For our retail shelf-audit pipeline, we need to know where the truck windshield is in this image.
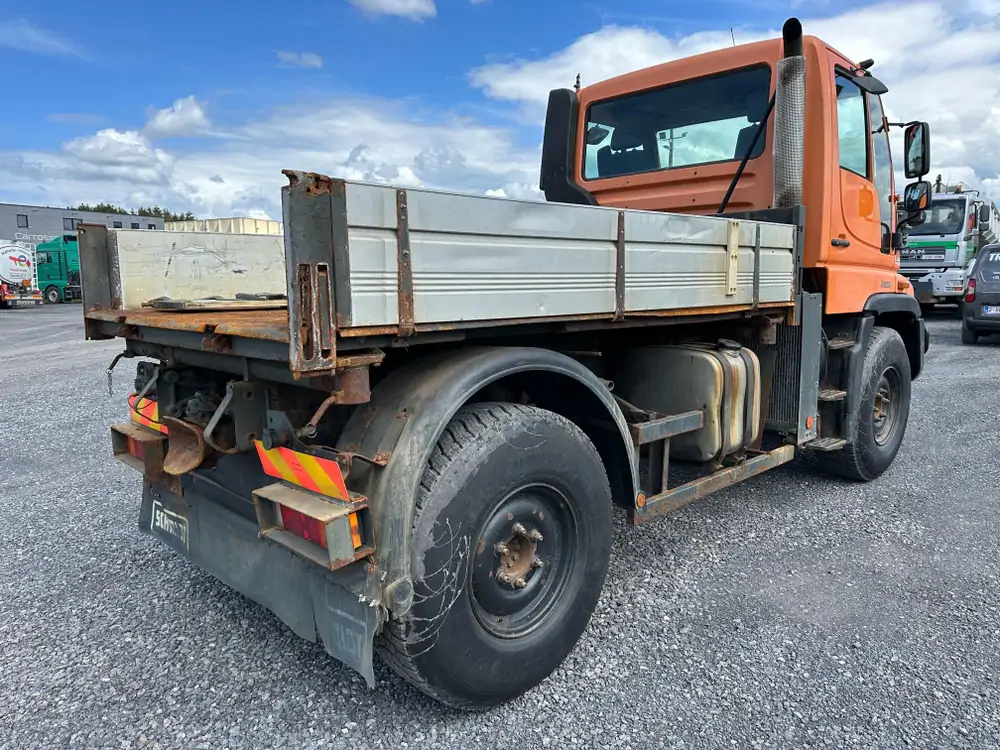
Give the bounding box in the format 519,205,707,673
909,198,966,236
582,65,772,180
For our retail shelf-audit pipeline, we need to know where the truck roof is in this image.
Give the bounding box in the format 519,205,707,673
579,35,849,102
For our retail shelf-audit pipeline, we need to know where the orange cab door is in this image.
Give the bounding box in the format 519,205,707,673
826,67,898,313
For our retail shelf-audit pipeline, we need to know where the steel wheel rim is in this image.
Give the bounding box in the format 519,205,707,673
469,482,579,639
872,366,901,446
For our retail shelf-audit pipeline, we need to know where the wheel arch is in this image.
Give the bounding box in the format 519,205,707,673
335,345,638,616
863,293,926,380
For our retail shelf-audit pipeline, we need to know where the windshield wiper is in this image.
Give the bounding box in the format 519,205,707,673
717,93,776,214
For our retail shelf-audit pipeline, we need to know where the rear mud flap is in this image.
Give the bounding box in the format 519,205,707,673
138,481,380,686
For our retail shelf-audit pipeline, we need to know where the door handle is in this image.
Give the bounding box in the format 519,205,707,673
831,238,851,248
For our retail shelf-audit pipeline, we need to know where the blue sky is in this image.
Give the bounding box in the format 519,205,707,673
1,0,999,218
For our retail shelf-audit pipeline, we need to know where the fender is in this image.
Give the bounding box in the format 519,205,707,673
335,345,638,616
863,292,926,381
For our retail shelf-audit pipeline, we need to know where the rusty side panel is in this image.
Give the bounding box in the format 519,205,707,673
85,308,290,342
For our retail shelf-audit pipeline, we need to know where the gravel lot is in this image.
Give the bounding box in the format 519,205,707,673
2,305,999,750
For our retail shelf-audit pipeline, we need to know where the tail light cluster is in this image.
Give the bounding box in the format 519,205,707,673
966,278,977,303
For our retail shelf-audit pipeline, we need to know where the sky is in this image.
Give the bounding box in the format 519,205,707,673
1,0,999,220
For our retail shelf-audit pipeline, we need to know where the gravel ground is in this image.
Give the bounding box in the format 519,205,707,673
2,305,999,750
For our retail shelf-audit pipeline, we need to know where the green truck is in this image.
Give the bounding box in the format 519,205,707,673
35,235,82,304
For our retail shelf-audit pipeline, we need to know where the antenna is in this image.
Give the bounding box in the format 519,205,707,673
574,73,581,92
730,28,736,47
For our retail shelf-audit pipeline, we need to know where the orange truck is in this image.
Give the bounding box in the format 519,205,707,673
81,18,932,708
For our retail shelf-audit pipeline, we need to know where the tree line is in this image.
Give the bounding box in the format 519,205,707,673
71,203,196,222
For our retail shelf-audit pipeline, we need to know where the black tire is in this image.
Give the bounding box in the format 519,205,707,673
44,286,61,304
961,324,979,345
377,402,612,709
818,326,911,482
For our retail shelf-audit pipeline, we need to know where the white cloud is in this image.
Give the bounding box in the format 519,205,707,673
276,50,323,68
0,97,538,219
144,96,211,139
0,18,87,59
349,0,436,21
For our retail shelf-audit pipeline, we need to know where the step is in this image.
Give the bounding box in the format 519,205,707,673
827,337,855,350
804,437,847,452
818,389,847,402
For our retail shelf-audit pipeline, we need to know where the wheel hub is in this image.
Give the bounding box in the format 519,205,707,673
494,523,544,590
872,367,901,446
470,484,574,638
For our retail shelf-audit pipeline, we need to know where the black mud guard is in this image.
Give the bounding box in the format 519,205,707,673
335,346,638,617
863,292,927,381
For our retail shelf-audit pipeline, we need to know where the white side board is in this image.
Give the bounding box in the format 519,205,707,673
110,229,286,309
338,182,797,329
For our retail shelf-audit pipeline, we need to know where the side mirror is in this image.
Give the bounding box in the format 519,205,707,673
980,204,991,224
903,180,931,212
903,121,931,178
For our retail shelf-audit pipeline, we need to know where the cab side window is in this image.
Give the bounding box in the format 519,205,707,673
835,73,869,178
868,94,894,230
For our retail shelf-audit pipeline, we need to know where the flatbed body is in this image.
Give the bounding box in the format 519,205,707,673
81,178,799,368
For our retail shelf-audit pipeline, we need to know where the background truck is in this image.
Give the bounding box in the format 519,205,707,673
80,18,932,709
900,178,1000,311
35,234,82,304
0,239,42,308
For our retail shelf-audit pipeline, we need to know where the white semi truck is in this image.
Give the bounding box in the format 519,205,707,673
0,239,42,308
900,180,1000,311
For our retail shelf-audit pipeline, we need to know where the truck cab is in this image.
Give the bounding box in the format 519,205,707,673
36,235,82,304
540,24,932,325
900,183,1000,311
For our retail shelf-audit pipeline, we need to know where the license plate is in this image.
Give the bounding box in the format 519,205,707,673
922,254,944,261
983,306,1000,315
151,500,189,550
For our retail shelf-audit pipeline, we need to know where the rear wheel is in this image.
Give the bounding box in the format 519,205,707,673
818,326,911,482
378,402,612,709
44,286,61,304
961,323,979,345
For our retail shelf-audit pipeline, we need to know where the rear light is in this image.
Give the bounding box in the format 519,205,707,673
966,278,976,303
276,504,329,548
127,436,146,460
253,482,373,570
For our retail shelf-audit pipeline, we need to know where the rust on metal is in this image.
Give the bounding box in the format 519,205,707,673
304,366,372,431
110,421,182,496
336,350,385,369
282,169,336,195
628,410,703,446
86,308,290,342
396,189,415,337
160,417,210,476
629,444,795,525
201,327,234,353
614,210,626,320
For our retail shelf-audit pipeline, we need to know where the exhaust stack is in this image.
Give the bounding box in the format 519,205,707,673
773,18,805,208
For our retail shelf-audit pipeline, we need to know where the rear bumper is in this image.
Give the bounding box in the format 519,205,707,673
964,315,1000,332
139,466,382,686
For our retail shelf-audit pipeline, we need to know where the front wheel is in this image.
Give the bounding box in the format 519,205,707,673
818,326,912,482
378,402,612,709
44,286,61,304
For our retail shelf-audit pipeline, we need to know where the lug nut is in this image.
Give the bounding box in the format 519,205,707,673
512,522,527,536
497,570,511,584
495,543,509,556
531,557,544,569
514,577,527,589
528,529,543,542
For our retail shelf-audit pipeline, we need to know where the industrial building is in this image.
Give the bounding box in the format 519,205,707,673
0,202,164,252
